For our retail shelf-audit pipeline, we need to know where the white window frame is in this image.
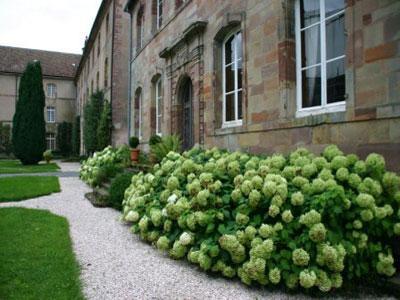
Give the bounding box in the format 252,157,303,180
155,78,162,136
47,83,57,98
295,0,346,118
46,133,56,151
47,106,55,123
157,0,163,30
222,29,243,128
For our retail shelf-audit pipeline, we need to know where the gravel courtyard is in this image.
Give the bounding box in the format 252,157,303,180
0,162,395,300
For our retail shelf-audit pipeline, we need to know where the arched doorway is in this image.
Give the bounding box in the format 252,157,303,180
178,76,194,150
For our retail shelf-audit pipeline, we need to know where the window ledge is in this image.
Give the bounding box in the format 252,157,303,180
221,120,243,129
296,102,346,118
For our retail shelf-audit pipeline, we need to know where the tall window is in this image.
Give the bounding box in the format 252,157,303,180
46,133,56,150
157,0,163,29
104,58,109,88
155,78,162,136
134,89,142,139
96,72,100,90
222,30,243,127
47,83,57,98
295,0,346,117
137,6,145,51
47,106,55,123
97,34,101,57
106,13,110,35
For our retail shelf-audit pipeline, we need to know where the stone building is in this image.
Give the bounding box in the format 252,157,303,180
125,0,400,171
0,45,80,151
75,0,130,152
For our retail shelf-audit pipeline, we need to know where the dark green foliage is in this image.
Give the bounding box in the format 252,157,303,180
108,172,134,210
0,122,12,156
12,61,46,165
150,135,182,163
83,91,104,155
129,136,139,148
57,122,72,157
97,100,112,150
149,135,162,146
72,116,80,156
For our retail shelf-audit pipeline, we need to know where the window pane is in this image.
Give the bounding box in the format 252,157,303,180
302,66,321,108
225,65,235,93
326,13,345,60
235,32,242,60
225,93,235,122
301,25,320,67
327,58,345,103
325,0,345,18
224,35,235,65
238,60,243,89
238,91,242,120
300,0,320,28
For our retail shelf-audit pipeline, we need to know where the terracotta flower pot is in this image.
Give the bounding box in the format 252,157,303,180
130,149,140,163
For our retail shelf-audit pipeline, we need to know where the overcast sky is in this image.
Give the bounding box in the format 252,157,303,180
0,0,103,54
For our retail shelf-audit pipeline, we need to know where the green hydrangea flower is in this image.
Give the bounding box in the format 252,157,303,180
167,176,180,191
125,210,140,222
291,191,304,206
336,167,349,182
394,223,400,235
282,210,294,223
376,252,396,277
236,212,249,225
268,204,280,218
299,210,321,228
156,236,170,250
259,224,274,238
292,248,310,266
323,145,343,161
249,189,261,208
219,234,246,263
269,267,281,284
365,153,386,179
309,223,327,243
299,269,317,289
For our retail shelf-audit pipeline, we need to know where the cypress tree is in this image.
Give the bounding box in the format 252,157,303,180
12,61,46,165
97,100,112,150
57,121,72,157
83,91,104,154
72,116,81,156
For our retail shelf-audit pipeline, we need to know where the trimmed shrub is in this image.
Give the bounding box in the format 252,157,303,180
43,150,53,163
0,122,12,156
129,136,139,149
122,146,400,292
57,122,72,157
97,101,112,150
12,61,46,165
108,172,135,210
83,91,104,155
149,135,162,146
72,116,80,156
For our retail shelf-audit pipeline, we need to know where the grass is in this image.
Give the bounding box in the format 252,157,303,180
0,160,60,174
0,207,84,300
0,176,60,202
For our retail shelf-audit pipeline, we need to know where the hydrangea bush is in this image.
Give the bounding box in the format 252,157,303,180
122,145,400,292
80,145,130,187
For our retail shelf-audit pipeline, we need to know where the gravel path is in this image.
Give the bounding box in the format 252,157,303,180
0,163,395,300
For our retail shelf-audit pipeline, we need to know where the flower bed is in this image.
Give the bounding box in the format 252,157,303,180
122,145,400,292
79,146,130,187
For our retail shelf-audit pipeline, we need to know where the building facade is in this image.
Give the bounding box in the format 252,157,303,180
125,0,400,171
75,0,130,152
0,46,80,151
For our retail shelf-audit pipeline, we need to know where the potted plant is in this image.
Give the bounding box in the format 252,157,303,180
129,136,140,162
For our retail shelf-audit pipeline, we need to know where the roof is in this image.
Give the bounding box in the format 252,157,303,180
75,0,112,81
0,45,81,79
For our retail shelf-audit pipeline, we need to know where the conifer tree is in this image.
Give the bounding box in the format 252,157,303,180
97,100,112,150
12,61,46,165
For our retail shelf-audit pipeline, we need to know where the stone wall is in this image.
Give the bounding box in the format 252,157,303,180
127,0,400,170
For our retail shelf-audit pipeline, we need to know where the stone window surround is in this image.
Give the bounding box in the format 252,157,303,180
47,83,57,98
46,106,56,123
212,12,247,134
212,2,358,138
294,0,346,118
131,0,193,61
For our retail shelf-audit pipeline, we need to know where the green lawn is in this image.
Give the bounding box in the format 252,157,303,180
0,176,61,202
0,160,59,174
0,207,84,300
